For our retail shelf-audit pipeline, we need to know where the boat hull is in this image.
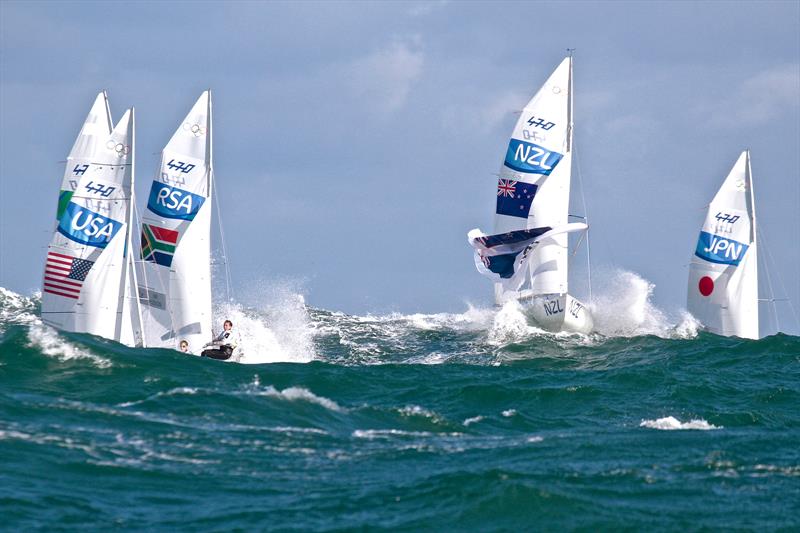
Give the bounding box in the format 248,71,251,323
524,293,593,334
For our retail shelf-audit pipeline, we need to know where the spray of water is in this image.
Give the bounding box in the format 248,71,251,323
214,280,316,364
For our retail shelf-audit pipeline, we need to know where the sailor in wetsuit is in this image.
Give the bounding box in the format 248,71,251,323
201,319,237,360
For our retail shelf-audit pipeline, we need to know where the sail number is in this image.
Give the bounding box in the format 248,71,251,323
526,116,555,130
167,159,196,174
73,164,89,176
83,180,116,198
715,212,740,224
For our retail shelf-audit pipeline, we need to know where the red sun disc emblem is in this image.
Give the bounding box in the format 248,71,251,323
698,276,714,296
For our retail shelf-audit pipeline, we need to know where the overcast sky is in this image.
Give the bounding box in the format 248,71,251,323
1,0,798,331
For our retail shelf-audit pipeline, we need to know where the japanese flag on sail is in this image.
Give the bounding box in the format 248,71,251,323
43,251,94,299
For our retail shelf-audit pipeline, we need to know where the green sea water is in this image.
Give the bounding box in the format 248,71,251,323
1,285,798,531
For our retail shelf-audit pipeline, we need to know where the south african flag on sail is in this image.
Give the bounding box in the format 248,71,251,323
141,224,179,267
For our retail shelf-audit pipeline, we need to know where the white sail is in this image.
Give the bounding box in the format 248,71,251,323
137,91,213,353
55,91,113,221
493,57,573,302
41,109,138,342
687,150,759,339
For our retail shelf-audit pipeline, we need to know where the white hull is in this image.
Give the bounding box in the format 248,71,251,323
524,293,593,334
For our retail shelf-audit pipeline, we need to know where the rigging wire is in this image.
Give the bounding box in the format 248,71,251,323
212,176,233,302
758,225,800,334
572,140,593,304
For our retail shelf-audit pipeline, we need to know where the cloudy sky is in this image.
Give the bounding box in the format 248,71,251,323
1,1,798,330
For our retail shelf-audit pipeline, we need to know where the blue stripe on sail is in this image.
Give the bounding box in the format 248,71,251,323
56,202,123,248
503,139,563,175
147,182,205,221
694,231,749,266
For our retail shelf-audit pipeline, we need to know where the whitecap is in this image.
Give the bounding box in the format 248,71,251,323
250,385,344,412
26,322,112,369
463,415,484,426
640,416,721,430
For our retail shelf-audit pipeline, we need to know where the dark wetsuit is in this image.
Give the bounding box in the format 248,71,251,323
201,329,236,360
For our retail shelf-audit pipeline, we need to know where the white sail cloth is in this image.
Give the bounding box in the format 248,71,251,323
492,57,574,302
687,150,759,339
137,92,213,353
41,107,141,343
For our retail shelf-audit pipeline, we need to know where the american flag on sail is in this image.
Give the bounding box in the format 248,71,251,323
43,252,94,299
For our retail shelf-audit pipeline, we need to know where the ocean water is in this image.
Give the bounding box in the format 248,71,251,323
1,274,798,531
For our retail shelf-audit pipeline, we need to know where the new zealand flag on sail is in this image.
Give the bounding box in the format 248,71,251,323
481,252,521,279
496,179,537,218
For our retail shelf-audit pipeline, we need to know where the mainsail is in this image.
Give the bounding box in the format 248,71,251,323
137,91,213,353
41,107,142,344
492,56,574,303
687,150,759,339
55,92,113,221
467,55,593,334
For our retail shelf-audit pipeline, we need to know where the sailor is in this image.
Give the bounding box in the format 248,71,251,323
201,319,238,360
179,339,190,353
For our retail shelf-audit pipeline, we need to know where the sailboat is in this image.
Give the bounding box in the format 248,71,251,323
467,54,593,334
136,91,214,354
687,150,759,339
41,93,144,345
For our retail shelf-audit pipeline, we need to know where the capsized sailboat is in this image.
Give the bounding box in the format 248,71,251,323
136,91,214,354
687,150,758,339
41,98,144,346
467,54,593,334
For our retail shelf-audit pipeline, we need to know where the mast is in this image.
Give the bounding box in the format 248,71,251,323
566,50,574,154
127,109,145,346
115,108,145,346
102,90,113,133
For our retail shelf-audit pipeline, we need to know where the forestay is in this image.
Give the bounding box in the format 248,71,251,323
492,57,573,303
687,150,759,339
137,91,213,353
42,108,142,344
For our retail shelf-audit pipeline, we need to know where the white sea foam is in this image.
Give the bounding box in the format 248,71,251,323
487,300,540,345
398,405,441,421
26,321,113,369
352,429,463,439
640,416,721,431
250,385,344,412
591,269,699,339
463,415,484,426
0,287,39,328
1,288,112,368
215,281,316,364
117,387,200,407
501,409,517,417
